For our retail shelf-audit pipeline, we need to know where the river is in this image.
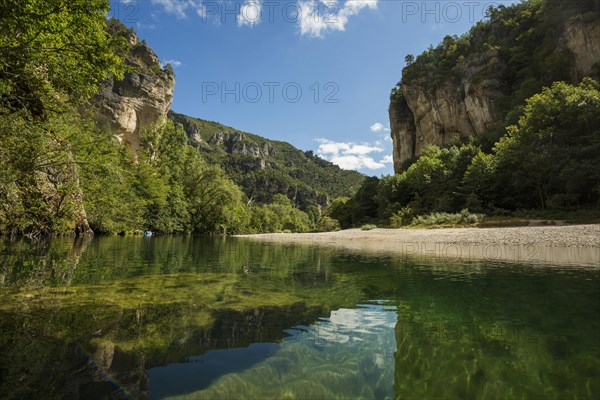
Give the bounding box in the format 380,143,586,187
0,236,598,399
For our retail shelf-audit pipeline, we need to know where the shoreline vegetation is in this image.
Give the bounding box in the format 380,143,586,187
1,1,598,239
237,224,600,267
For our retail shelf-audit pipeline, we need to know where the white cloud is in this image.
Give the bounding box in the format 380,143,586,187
161,59,182,67
150,0,203,19
316,138,391,171
196,3,207,17
370,122,390,133
381,155,393,164
345,143,384,156
316,139,383,156
238,0,262,26
298,0,378,38
331,155,386,170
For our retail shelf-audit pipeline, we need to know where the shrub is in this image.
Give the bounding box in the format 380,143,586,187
411,209,484,227
390,206,415,228
360,224,377,231
318,216,341,232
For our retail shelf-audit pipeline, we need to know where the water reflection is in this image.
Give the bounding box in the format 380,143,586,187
148,304,399,399
149,343,279,399
0,236,598,399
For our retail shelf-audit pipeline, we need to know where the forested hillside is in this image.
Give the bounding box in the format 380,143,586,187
331,0,600,228
389,0,600,170
0,1,361,237
169,112,364,210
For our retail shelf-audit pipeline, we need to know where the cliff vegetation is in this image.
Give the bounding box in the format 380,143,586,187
331,0,600,228
0,1,363,237
390,0,600,169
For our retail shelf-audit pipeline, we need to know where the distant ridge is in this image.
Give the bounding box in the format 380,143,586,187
169,111,365,209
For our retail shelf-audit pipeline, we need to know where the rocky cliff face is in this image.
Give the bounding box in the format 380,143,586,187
563,13,600,80
169,111,278,170
168,111,365,208
389,50,503,172
211,131,277,160
91,28,175,152
390,11,600,173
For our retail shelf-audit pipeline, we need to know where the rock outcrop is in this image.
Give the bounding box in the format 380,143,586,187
169,111,278,170
168,111,365,209
389,50,503,172
390,10,600,173
210,131,277,160
563,13,600,80
91,26,175,152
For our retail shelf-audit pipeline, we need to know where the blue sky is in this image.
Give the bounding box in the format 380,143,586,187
110,0,518,176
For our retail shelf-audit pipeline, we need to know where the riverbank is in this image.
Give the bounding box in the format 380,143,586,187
236,225,600,267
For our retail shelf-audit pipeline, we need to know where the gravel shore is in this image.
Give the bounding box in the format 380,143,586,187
236,225,600,266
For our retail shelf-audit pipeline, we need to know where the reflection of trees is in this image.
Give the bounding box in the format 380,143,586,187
0,236,90,286
0,302,333,399
6,237,598,399
0,237,368,399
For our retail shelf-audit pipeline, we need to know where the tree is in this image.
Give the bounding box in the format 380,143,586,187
0,0,127,236
0,111,95,236
183,149,249,234
0,0,126,116
73,123,146,234
492,79,600,209
328,197,352,229
461,150,495,212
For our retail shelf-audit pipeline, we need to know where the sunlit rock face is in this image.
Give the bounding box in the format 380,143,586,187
389,51,503,173
91,27,175,153
389,12,600,173
563,13,600,80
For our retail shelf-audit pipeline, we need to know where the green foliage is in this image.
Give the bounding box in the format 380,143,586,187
183,150,249,234
329,177,380,228
381,145,480,216
360,224,377,231
0,111,89,237
380,78,600,223
169,112,365,211
490,79,600,209
0,109,317,236
390,207,415,228
410,209,483,227
0,0,126,115
82,119,320,235
248,201,311,234
318,216,340,232
0,3,345,237
73,122,147,234
346,80,600,226
0,1,130,236
382,0,600,223
327,197,351,228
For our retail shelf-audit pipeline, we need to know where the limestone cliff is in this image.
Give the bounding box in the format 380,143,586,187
563,13,600,80
91,23,175,152
390,4,600,173
168,111,365,208
390,50,503,172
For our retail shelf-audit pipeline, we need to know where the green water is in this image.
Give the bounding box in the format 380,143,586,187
0,236,598,400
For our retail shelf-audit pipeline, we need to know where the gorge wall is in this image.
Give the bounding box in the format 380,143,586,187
389,5,600,173
90,22,175,152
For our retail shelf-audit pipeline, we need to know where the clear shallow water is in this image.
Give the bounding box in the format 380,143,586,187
0,236,598,399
